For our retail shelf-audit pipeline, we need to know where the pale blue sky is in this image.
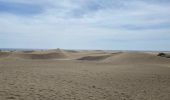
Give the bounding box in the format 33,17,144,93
0,0,170,50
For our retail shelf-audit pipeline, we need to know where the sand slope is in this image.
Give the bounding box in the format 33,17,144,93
0,51,170,100
78,55,111,61
103,52,170,64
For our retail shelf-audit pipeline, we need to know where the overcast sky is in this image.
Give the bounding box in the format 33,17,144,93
0,0,170,50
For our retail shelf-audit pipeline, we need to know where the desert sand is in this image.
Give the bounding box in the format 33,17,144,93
0,49,170,100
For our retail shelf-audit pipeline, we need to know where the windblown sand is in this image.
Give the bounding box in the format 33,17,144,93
0,50,170,100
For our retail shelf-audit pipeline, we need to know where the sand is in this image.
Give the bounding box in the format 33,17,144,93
0,50,170,100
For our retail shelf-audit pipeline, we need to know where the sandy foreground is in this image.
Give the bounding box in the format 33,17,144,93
0,50,170,100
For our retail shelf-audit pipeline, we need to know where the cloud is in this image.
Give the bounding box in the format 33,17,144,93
0,0,170,50
0,1,44,15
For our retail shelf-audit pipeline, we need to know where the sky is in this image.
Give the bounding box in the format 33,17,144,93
0,0,170,50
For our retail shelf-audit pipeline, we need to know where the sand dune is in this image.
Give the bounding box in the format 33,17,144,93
15,52,67,59
103,52,170,64
77,52,170,64
0,50,170,100
0,52,11,58
0,49,67,60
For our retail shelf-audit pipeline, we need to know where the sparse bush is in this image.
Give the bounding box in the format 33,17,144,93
157,53,166,57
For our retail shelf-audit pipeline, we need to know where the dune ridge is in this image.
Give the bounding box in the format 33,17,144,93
0,49,68,60
1,51,170,63
15,52,67,59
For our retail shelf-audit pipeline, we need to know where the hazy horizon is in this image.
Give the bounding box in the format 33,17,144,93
0,0,170,51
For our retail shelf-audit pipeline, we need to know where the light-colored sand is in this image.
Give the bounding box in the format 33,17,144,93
0,51,170,100
0,49,67,60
